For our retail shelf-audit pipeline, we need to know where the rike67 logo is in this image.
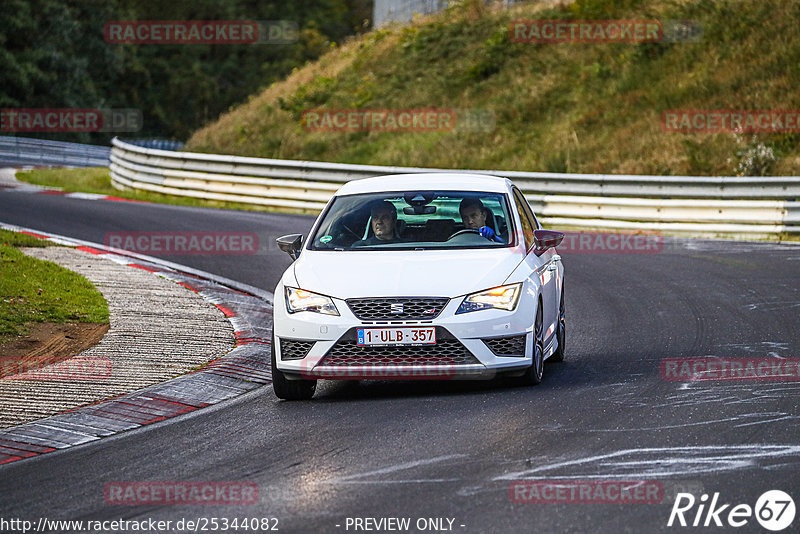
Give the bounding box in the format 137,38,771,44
668,490,795,531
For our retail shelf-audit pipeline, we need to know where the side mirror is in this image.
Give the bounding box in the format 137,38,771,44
533,229,564,256
276,234,303,260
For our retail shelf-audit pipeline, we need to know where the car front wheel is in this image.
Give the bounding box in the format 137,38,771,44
550,284,565,362
517,302,544,386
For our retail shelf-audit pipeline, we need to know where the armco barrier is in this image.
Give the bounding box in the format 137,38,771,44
0,136,110,168
124,139,184,151
109,138,800,238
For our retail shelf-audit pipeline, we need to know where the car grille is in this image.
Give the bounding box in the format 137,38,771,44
482,335,526,357
279,339,315,360
346,297,449,321
318,328,480,366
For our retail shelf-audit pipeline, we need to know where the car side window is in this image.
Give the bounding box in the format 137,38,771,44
528,202,541,229
512,189,535,251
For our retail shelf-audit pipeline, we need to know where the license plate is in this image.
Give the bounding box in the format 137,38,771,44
357,327,436,346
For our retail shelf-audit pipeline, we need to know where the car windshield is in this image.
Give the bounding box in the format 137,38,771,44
309,191,515,251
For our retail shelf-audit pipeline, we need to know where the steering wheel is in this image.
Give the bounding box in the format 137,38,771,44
447,228,481,240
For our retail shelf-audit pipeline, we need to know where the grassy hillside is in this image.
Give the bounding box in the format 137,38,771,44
186,0,800,176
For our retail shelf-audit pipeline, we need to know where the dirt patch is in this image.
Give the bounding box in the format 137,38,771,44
0,322,109,378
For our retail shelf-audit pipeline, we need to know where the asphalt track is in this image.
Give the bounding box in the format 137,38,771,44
1,189,799,533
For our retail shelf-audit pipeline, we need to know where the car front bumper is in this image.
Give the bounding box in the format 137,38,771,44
273,283,537,381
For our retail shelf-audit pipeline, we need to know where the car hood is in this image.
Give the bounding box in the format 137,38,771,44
292,249,523,298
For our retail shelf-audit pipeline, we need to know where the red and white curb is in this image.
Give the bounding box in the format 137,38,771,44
0,223,273,466
0,168,149,203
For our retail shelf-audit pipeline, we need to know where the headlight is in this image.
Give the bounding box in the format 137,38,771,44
456,283,522,314
285,287,339,316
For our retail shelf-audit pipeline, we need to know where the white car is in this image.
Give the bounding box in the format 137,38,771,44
272,173,565,400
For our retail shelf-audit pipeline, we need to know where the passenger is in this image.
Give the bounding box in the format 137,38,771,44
459,198,502,242
352,201,403,246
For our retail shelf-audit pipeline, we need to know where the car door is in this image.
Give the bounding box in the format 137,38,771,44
512,187,558,347
528,195,562,337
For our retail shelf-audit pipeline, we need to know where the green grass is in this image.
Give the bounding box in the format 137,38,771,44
16,168,308,214
0,229,109,344
0,229,56,248
18,167,116,194
185,0,800,176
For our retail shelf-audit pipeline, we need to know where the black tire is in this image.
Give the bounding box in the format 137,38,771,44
271,332,317,400
517,301,544,386
550,284,565,362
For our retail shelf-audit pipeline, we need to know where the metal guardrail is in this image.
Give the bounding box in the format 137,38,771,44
124,139,184,151
109,138,800,237
374,0,448,28
0,136,110,168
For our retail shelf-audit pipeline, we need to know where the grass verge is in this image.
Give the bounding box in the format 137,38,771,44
0,229,109,344
15,167,311,214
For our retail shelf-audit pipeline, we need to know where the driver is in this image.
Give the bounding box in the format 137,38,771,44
352,200,403,246
459,198,503,242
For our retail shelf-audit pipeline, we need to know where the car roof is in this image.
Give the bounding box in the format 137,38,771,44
335,173,513,196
